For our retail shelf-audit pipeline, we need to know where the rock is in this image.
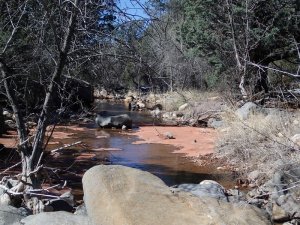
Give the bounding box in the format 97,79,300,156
227,189,246,203
207,118,224,128
248,170,261,183
276,194,300,219
282,222,294,225
0,205,26,225
94,88,110,99
176,180,228,201
164,132,174,139
235,102,257,120
95,112,132,129
0,185,6,196
0,193,11,206
150,108,161,118
21,211,90,225
162,112,172,119
272,203,290,223
74,204,87,216
136,101,146,109
5,179,19,189
60,191,75,206
83,165,271,225
178,103,189,111
124,96,134,102
99,89,108,98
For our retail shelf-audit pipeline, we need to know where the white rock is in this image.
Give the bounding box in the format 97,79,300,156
178,103,189,111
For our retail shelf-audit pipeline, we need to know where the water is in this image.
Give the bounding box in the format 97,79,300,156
47,100,234,199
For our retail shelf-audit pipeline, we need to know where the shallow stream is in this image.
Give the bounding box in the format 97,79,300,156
47,100,234,199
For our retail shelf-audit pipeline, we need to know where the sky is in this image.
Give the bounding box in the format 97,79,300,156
117,0,149,20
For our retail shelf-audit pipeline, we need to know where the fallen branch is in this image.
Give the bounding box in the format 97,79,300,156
0,183,62,199
50,141,82,153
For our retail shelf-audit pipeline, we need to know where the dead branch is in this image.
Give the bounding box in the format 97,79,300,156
247,61,300,78
0,162,22,176
50,141,83,154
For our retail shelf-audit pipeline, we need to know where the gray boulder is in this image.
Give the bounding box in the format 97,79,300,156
74,204,87,216
95,112,132,129
235,102,258,120
21,211,90,225
207,118,224,128
175,180,228,201
0,205,26,225
82,165,271,225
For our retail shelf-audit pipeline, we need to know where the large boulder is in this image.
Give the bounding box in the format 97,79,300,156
0,205,26,225
95,112,132,129
21,211,90,225
83,165,271,225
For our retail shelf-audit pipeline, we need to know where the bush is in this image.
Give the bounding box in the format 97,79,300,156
217,107,300,177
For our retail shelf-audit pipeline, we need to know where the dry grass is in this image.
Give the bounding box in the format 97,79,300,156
158,90,220,112
217,107,300,178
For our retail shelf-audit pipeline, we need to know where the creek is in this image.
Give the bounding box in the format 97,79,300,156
47,100,235,200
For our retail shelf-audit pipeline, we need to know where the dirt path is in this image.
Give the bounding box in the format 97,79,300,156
129,126,217,157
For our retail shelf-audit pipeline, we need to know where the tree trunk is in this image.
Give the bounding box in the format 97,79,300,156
0,0,78,192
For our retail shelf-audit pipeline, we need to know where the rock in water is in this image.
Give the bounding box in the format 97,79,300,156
82,165,271,225
95,112,132,129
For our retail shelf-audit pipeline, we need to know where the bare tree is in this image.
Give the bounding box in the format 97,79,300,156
0,0,114,195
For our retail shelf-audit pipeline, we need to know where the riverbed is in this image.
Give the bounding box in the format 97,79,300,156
0,100,235,201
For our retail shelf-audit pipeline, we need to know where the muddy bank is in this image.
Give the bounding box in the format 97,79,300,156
128,126,216,157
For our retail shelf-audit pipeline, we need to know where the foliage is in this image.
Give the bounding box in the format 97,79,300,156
179,0,300,92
